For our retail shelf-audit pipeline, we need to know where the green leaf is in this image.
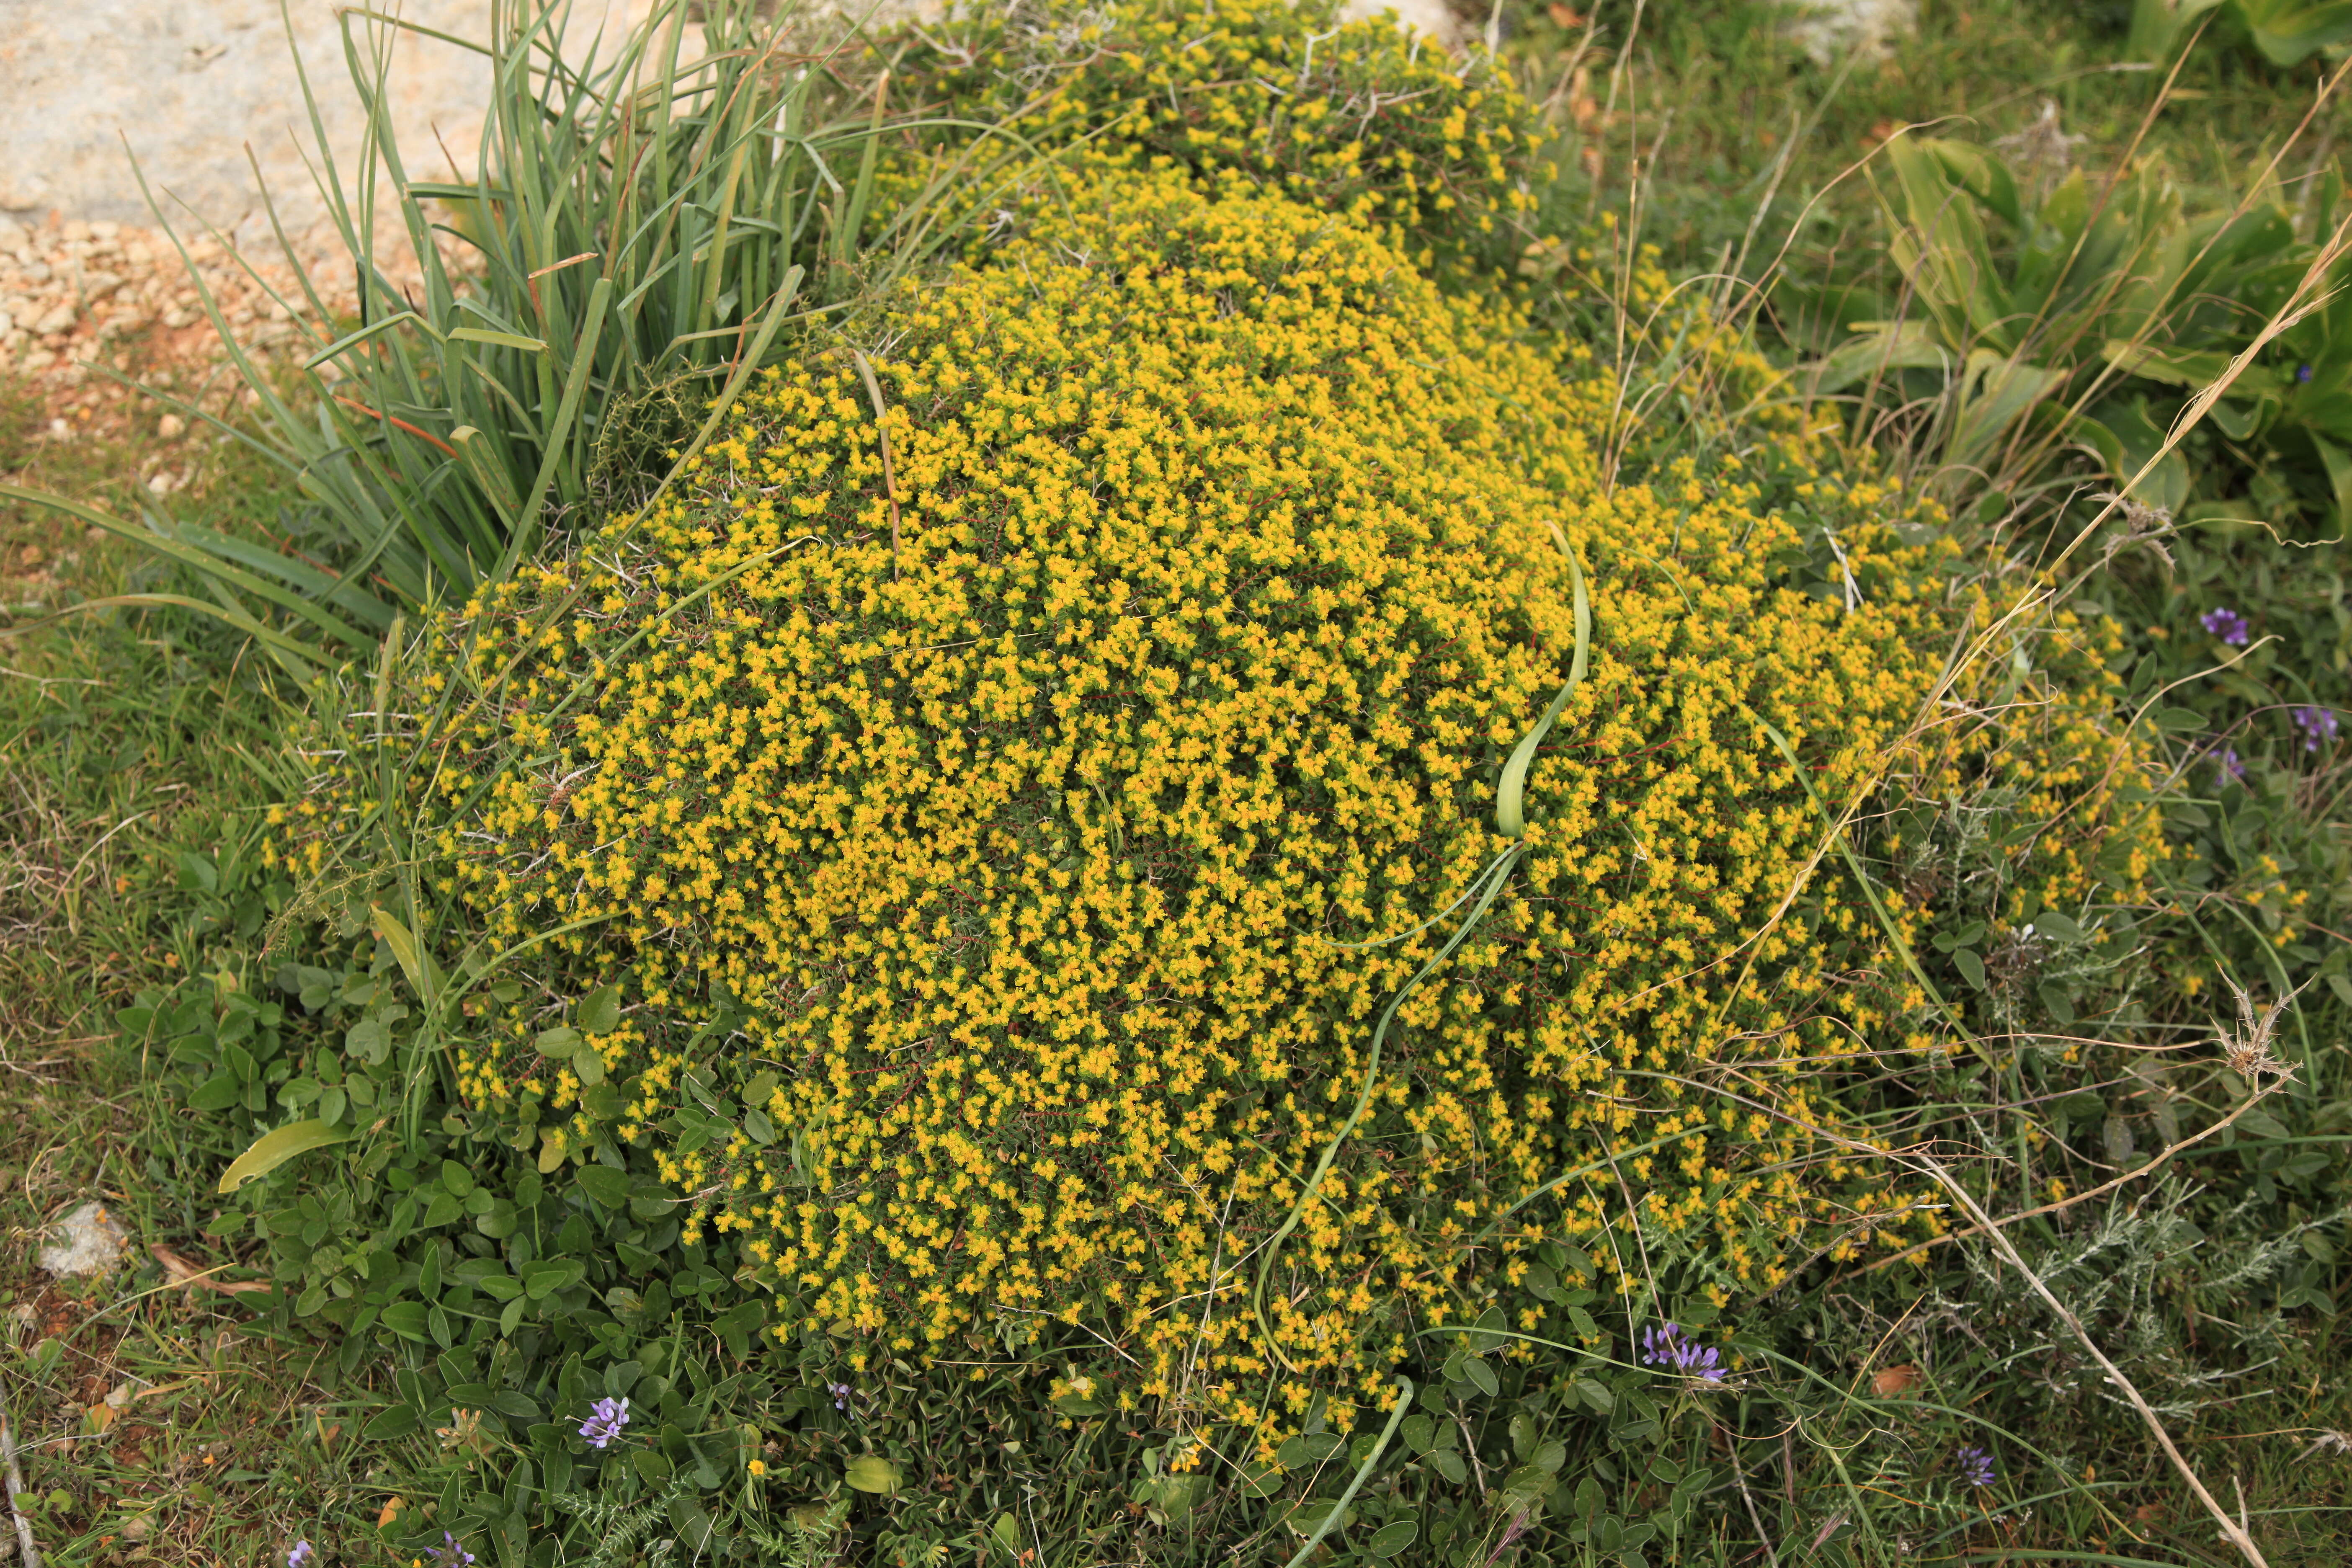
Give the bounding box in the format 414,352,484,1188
1427,1449,1467,1484
1461,1356,1500,1398
524,1261,586,1300
1284,1499,1355,1538
1367,1518,1419,1558
369,905,438,1006
633,1449,673,1486
535,1026,583,1059
188,1072,242,1112
216,1119,349,1194
379,1302,430,1343
577,1166,632,1210
2035,910,2084,941
1496,545,1588,839
845,1456,901,1494
2156,707,2208,731
1952,948,1988,990
362,1404,421,1439
579,984,622,1035
990,1513,1020,1555
447,327,550,354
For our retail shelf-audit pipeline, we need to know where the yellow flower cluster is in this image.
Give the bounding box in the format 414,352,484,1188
267,168,2161,1432
896,0,1535,266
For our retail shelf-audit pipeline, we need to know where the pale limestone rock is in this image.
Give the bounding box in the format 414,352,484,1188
1782,0,1916,65
35,1200,129,1279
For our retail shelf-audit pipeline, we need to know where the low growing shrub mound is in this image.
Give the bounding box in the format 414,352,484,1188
245,167,2171,1468
263,166,2130,1414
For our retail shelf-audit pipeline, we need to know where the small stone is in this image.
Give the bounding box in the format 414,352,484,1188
0,310,11,338
18,348,55,372
158,413,186,439
36,1200,129,1278
19,261,51,285
160,305,195,329
34,303,75,335
0,216,23,250
60,219,90,243
82,269,124,300
88,220,119,241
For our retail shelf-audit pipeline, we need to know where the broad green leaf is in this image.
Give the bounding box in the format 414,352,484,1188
188,1072,242,1113
362,1404,421,1439
1808,320,1954,393
217,1119,349,1193
845,1455,901,1494
1367,1519,1420,1558
535,1025,583,1058
577,1166,632,1209
579,983,622,1035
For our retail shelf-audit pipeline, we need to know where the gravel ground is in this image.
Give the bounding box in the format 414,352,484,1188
0,211,450,610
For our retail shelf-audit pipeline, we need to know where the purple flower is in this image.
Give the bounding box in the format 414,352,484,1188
830,1380,855,1412
2201,607,2251,646
2293,706,2339,752
578,1395,630,1449
2298,364,2315,384
1956,1446,1996,1487
2213,746,2247,783
287,1544,315,1568
424,1535,476,1568
1638,1322,1725,1382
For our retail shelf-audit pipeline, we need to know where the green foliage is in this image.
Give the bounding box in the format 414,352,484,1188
1807,131,2349,537
2130,0,2352,67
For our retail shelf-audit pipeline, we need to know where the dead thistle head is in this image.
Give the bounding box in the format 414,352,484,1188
2091,492,2175,571
1994,99,2088,182
2216,975,2296,1083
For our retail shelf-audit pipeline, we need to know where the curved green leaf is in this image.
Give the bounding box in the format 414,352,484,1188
217,1118,351,1193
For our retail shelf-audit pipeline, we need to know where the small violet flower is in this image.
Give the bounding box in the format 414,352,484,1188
578,1395,630,1449
2298,363,2315,384
1638,1322,1726,1382
830,1380,855,1412
287,1544,316,1568
423,1534,476,1568
2293,706,2339,753
2213,746,2247,783
1956,1446,1997,1488
2201,606,2251,646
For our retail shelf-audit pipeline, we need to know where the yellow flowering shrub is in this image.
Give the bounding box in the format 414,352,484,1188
266,167,2163,1432
893,0,1537,267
